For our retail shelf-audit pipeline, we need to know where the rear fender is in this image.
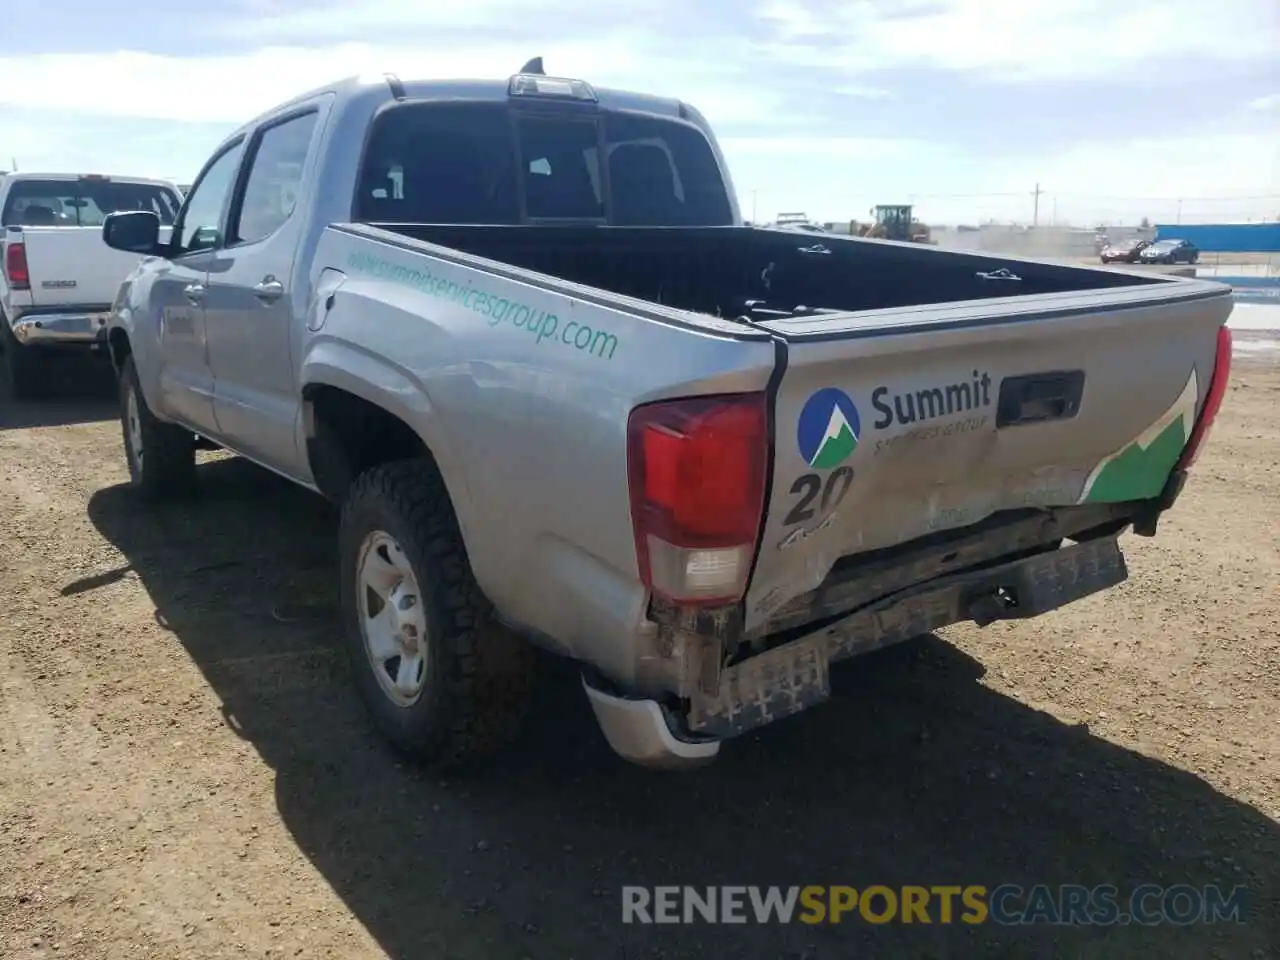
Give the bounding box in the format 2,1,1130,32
299,338,482,573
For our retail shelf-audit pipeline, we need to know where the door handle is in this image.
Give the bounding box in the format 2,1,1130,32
183,283,205,304
253,277,285,303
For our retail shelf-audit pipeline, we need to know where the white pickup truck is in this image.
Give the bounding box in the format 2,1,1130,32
0,173,182,398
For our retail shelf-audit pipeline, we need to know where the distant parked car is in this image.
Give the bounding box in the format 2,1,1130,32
1100,238,1151,263
1140,238,1199,264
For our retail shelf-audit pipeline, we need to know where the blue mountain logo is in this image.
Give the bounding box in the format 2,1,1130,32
797,388,861,468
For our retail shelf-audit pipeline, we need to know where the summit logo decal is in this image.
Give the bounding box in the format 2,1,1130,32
784,388,861,534
1079,369,1198,504
797,388,861,469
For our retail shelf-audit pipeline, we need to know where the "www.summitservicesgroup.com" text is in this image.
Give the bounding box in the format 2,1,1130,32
346,251,619,360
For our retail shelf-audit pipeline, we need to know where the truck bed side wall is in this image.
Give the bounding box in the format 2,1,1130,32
304,227,778,679
384,224,1169,318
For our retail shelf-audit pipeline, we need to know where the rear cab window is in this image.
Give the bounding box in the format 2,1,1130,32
231,111,320,245
355,101,733,226
1,178,181,228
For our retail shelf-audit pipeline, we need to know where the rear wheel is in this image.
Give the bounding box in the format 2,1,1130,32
119,355,197,499
338,460,536,768
0,317,46,401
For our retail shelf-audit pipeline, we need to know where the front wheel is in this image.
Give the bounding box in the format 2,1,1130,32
119,356,197,499
338,460,536,768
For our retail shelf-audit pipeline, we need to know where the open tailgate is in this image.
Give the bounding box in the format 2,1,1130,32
744,281,1233,630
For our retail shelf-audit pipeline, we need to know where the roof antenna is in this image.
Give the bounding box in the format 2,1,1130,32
519,57,545,75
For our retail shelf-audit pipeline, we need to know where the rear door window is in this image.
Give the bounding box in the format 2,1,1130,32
231,110,319,245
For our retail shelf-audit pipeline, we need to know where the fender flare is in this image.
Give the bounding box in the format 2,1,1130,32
299,338,480,556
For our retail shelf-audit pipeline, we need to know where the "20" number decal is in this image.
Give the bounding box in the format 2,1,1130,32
783,466,855,526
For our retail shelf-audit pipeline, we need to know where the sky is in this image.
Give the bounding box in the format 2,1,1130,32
0,0,1276,227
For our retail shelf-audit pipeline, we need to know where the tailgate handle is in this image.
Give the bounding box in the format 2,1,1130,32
997,370,1085,427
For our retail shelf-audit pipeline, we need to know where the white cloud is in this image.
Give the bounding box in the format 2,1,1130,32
1036,134,1277,201
756,0,1277,80
2,0,1276,223
0,38,774,130
719,136,924,158
217,0,668,41
728,132,1278,226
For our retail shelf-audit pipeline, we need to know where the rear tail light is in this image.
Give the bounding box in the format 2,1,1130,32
627,393,769,605
1176,324,1232,471
3,241,30,290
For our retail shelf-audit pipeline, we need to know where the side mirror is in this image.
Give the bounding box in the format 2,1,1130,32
103,211,162,255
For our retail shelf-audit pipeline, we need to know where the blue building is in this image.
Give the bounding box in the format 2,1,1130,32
1152,222,1280,253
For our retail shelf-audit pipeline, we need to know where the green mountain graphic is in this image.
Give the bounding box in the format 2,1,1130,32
1080,370,1198,504
810,407,858,468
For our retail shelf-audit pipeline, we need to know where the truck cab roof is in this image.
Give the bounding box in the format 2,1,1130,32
229,72,696,145
0,172,176,186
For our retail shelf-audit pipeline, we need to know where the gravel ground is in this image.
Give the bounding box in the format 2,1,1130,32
0,353,1277,960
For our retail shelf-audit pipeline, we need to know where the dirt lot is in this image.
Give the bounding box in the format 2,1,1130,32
1,354,1277,960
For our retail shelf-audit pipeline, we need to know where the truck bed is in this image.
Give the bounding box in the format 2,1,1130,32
339,220,1233,642
375,222,1168,320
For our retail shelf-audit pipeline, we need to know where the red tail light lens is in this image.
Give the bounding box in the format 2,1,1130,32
627,393,769,604
3,241,30,290
1177,324,1232,471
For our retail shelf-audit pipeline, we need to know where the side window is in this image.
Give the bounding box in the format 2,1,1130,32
232,111,319,245
178,142,245,254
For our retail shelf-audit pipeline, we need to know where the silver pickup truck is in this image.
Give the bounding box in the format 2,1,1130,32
100,65,1235,770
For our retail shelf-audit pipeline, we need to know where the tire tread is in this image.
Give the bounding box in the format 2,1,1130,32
340,460,536,768
120,356,196,500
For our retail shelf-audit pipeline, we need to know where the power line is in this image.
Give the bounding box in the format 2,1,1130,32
1052,192,1280,202
745,186,1279,203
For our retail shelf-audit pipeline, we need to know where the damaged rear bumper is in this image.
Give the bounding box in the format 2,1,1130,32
686,535,1127,740
582,672,721,770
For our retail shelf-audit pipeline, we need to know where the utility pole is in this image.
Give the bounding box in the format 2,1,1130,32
750,189,758,224
1031,182,1044,227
